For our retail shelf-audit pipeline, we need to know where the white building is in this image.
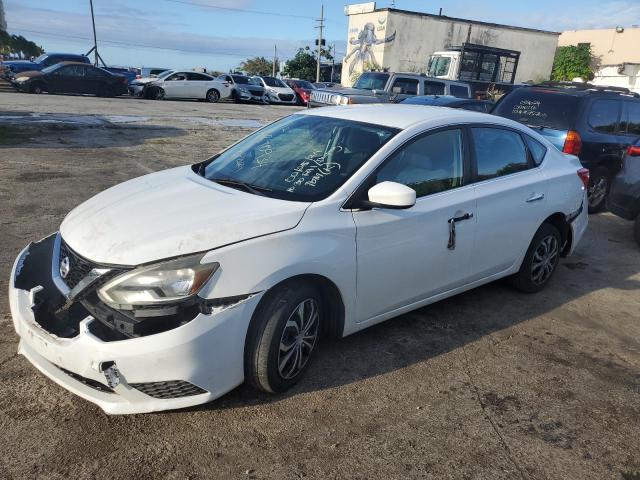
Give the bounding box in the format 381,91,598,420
341,5,559,87
559,27,640,94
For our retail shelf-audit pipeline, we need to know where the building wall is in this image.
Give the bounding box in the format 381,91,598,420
559,28,640,65
341,9,559,87
559,28,640,93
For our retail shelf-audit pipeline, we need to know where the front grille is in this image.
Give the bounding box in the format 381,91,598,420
278,93,294,101
249,89,263,96
130,380,207,399
59,239,95,289
57,366,115,394
311,90,335,105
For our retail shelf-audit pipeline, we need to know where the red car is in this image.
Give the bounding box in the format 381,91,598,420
284,79,316,105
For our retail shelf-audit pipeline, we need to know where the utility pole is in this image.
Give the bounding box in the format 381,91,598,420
315,5,324,83
272,44,277,77
330,44,335,83
86,0,106,67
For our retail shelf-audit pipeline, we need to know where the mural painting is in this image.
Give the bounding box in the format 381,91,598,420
344,21,396,76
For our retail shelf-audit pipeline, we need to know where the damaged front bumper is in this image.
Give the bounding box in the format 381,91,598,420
9,234,263,414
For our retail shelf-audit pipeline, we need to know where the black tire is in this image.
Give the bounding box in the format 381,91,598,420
511,223,562,293
232,90,241,103
634,214,640,248
30,83,44,94
587,167,610,213
147,86,164,100
245,282,322,394
206,89,220,103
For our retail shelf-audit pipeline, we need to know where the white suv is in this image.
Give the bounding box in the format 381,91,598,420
9,105,588,414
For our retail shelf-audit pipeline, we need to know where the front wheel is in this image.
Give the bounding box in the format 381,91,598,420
30,83,44,94
206,89,220,103
587,167,610,213
245,283,322,394
146,86,164,100
511,223,562,293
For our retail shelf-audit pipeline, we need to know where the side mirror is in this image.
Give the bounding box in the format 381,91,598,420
366,181,416,209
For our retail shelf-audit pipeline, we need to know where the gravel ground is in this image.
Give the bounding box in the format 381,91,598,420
0,91,639,480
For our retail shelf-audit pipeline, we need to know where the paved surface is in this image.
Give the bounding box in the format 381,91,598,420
0,91,639,480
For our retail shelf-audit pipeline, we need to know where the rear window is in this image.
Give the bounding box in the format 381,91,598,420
450,85,469,98
493,89,580,130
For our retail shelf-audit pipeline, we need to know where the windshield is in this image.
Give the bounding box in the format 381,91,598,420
353,72,390,91
493,89,580,130
155,70,174,79
232,75,251,84
427,56,451,77
295,80,315,90
41,64,62,74
262,76,287,88
34,54,48,64
200,114,399,201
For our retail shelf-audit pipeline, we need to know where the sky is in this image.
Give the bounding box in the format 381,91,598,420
5,0,640,72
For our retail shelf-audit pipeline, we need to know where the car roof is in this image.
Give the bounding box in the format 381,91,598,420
519,84,640,99
299,104,518,130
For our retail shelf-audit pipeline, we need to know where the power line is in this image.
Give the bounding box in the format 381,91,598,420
11,28,258,58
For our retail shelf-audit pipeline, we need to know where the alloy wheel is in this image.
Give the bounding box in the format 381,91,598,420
277,298,319,380
588,176,608,209
207,90,220,103
531,235,559,285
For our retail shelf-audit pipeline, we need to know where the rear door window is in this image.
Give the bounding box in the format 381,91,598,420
588,99,620,133
524,135,547,166
187,72,211,81
450,85,469,98
391,77,418,95
424,80,445,95
492,89,579,130
621,101,640,136
472,127,530,180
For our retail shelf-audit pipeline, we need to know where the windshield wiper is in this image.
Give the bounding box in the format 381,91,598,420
212,177,272,196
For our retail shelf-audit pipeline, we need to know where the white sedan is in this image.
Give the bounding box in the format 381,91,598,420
9,105,588,414
129,70,232,102
252,75,297,104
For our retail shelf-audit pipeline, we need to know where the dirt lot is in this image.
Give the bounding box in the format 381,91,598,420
0,91,639,480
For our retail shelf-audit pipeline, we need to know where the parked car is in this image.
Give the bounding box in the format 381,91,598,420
608,140,640,246
9,105,588,414
131,70,232,102
492,82,640,212
11,62,128,97
104,66,137,84
283,79,316,105
216,74,266,103
313,82,338,89
251,76,297,104
309,72,472,107
1,53,90,79
402,95,493,112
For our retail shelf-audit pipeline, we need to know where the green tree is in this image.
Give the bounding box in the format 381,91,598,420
282,46,333,80
551,45,594,82
0,31,43,58
238,56,278,76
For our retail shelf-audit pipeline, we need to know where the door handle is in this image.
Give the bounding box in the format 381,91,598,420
447,212,473,250
526,193,545,203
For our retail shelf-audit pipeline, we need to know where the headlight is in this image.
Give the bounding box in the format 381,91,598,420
97,254,219,309
15,76,29,82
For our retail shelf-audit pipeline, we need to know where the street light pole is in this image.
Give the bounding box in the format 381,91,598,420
316,5,324,83
273,44,277,77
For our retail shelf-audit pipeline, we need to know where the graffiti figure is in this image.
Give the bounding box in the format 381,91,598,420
344,22,396,76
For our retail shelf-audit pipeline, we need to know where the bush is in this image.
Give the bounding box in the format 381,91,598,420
551,45,594,82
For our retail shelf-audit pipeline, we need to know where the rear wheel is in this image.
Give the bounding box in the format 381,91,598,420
587,167,610,213
245,283,322,393
511,223,562,293
634,214,640,248
206,89,220,103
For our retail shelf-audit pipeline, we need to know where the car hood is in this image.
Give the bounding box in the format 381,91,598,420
266,86,294,94
14,70,43,79
318,87,380,97
60,166,311,265
3,60,36,67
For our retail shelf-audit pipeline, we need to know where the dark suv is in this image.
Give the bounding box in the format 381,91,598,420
608,140,640,246
492,82,640,212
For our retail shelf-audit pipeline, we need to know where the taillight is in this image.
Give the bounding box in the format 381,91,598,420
563,130,582,156
136,74,141,79
627,145,640,157
577,168,589,189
